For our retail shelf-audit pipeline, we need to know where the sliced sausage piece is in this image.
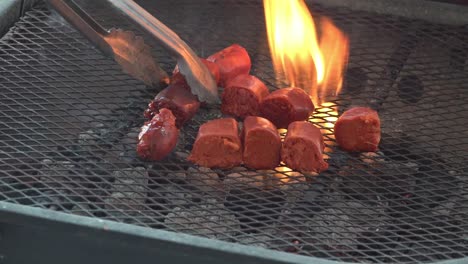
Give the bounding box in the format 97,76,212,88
281,121,328,173
173,58,221,86
242,116,281,170
260,87,314,128
207,44,251,87
188,118,242,169
334,107,381,152
221,75,269,119
148,80,200,128
137,108,179,161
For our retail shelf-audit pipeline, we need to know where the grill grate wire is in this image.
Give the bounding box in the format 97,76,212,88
0,0,467,263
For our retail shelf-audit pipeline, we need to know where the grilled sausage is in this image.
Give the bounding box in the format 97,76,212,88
281,121,328,173
242,116,281,169
188,118,242,169
334,107,381,152
207,44,251,87
259,87,314,128
221,75,269,119
147,79,201,128
173,58,221,86
137,108,179,161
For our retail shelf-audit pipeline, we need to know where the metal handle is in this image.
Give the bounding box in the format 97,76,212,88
107,0,219,104
46,0,114,56
107,0,189,58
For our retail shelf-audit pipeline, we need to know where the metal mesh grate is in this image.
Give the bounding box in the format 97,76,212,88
0,0,468,263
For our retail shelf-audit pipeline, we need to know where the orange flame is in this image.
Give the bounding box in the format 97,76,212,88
264,0,349,106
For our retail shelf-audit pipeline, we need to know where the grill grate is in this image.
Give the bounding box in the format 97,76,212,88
1,0,468,263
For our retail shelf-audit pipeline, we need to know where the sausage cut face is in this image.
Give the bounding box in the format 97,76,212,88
260,87,315,128
281,121,328,173
173,58,221,86
148,80,200,128
221,75,270,119
242,116,281,169
334,107,381,152
188,118,242,169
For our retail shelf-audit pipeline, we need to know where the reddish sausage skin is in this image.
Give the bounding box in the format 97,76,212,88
173,58,221,86
281,121,328,173
137,108,180,161
188,118,242,169
221,75,270,119
148,81,201,128
334,107,381,152
207,44,251,87
260,87,315,128
242,116,281,170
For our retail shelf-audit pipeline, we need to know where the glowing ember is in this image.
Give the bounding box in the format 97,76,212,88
263,0,349,106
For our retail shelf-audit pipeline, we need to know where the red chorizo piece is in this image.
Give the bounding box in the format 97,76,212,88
147,80,200,128
221,75,269,119
137,108,179,161
242,116,281,169
259,87,315,128
207,44,251,87
188,118,242,169
173,58,221,86
334,107,381,152
281,121,328,173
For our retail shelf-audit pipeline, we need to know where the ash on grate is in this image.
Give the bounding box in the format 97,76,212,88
78,123,111,146
159,185,198,208
104,127,141,164
235,233,277,249
223,167,309,205
37,159,88,197
70,203,94,217
337,151,420,203
164,198,240,240
104,167,149,212
306,201,388,249
186,167,224,197
225,186,285,232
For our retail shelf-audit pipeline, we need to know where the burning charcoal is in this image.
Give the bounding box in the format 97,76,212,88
225,188,285,232
121,127,140,146
38,159,85,193
164,199,240,240
70,204,94,217
306,201,387,249
104,167,149,212
359,151,385,164
224,171,268,189
337,159,419,202
235,233,275,249
186,167,224,196
163,185,196,208
78,123,111,148
166,171,187,182
104,127,140,164
175,151,189,160
174,127,190,153
231,166,248,172
34,189,75,211
273,170,309,203
223,169,308,204
432,200,456,216
454,190,468,222
103,208,160,227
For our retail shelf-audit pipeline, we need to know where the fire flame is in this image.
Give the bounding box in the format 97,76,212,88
264,0,349,107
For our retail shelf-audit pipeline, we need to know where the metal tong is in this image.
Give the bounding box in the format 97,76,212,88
47,0,219,104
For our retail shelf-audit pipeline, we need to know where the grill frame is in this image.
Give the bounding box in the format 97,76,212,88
0,0,468,263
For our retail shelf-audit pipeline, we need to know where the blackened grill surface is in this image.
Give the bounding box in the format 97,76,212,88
0,0,467,263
